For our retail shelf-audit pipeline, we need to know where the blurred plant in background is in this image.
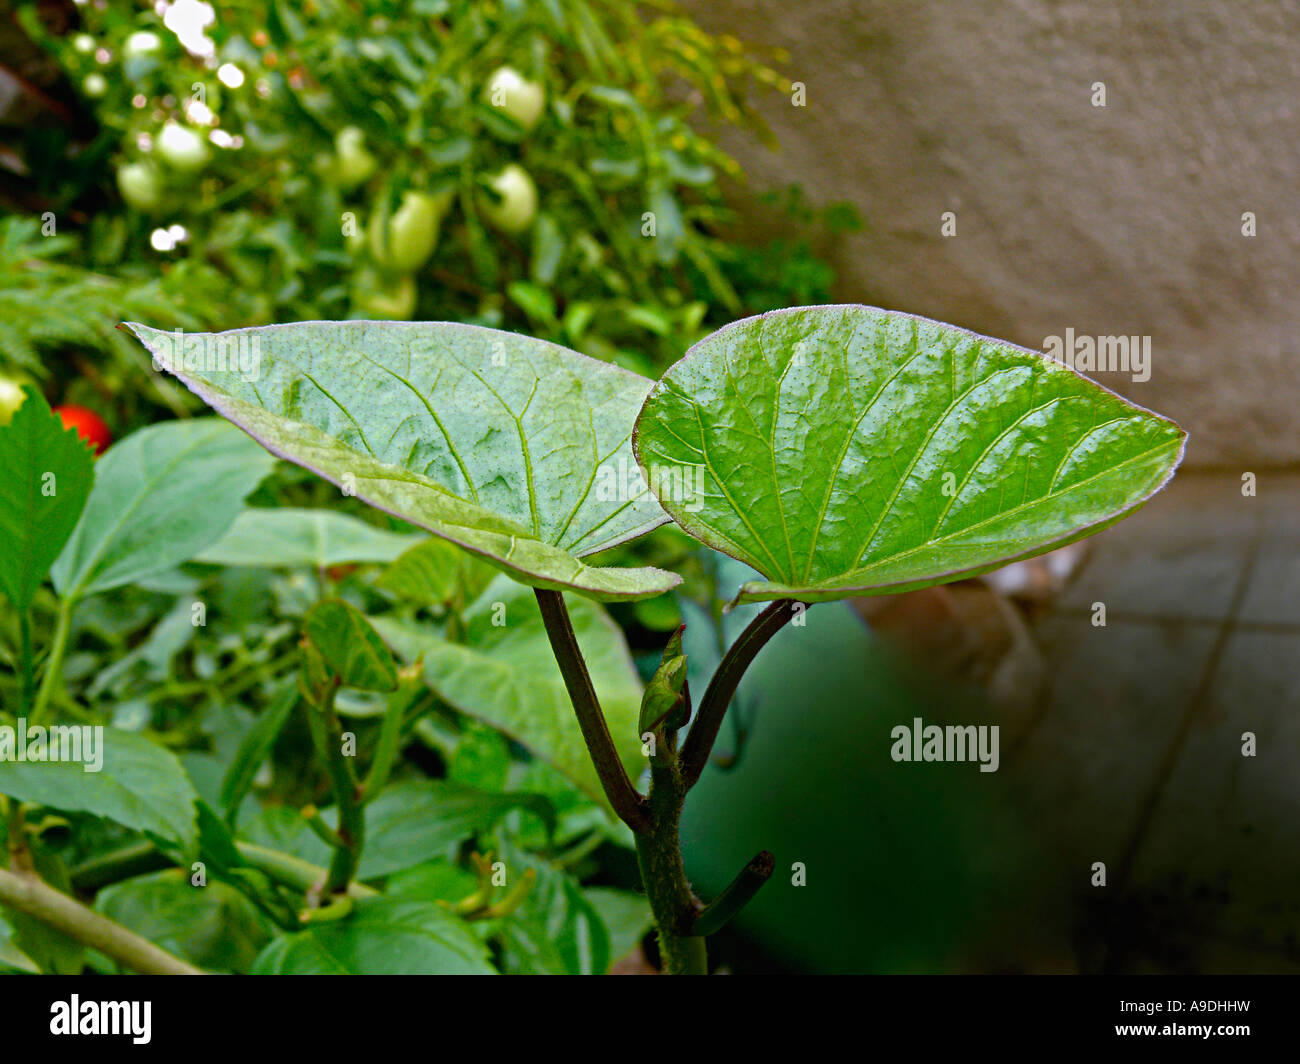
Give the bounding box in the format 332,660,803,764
0,0,865,976
3,0,858,420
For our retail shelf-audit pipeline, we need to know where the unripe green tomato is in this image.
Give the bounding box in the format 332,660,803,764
479,164,538,235
353,270,417,320
482,66,546,132
334,126,377,188
83,73,108,98
123,31,162,58
73,34,96,54
156,123,209,173
344,213,367,255
0,374,31,427
369,191,441,271
117,161,163,211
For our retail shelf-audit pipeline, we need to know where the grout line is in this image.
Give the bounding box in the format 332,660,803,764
1109,516,1266,902
1046,609,1300,633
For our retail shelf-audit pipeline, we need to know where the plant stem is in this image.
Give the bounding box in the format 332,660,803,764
688,850,774,936
18,609,34,715
304,683,365,895
680,599,800,788
536,591,796,974
533,589,650,834
0,865,201,975
70,838,376,899
69,840,171,892
30,597,74,726
634,731,707,975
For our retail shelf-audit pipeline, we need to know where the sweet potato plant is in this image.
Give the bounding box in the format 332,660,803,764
0,305,1184,974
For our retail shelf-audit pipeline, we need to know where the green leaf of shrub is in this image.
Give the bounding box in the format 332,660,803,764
357,780,554,879
0,726,198,852
635,305,1187,605
303,598,398,691
0,387,94,606
372,577,644,807
496,846,610,975
375,536,497,610
51,418,275,600
250,896,495,974
195,508,423,568
236,781,554,880
123,321,679,601
219,680,298,818
0,387,94,608
95,870,271,973
585,887,654,967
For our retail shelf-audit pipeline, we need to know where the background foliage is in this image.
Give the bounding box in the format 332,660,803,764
0,0,859,974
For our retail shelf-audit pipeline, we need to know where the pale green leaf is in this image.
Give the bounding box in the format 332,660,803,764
51,418,275,600
635,305,1186,605
123,321,679,601
195,508,423,568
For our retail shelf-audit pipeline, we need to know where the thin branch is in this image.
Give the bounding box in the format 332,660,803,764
303,683,365,895
680,599,800,789
685,850,774,937
534,589,650,834
0,866,202,975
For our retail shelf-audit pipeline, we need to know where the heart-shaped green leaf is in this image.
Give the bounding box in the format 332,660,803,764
123,321,679,601
635,305,1186,605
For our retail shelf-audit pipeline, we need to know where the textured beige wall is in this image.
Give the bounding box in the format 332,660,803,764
683,0,1299,466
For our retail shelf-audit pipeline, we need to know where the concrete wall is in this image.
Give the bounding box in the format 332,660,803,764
684,0,1299,466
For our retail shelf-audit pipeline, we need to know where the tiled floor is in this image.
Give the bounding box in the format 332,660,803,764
1007,472,1300,972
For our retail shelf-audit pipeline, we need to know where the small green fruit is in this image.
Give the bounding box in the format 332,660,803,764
354,270,418,320
116,161,163,211
479,164,538,235
483,66,546,132
369,191,441,271
156,123,209,173
334,126,377,189
0,375,30,426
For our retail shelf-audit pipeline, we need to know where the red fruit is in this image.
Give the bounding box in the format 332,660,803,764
53,405,112,455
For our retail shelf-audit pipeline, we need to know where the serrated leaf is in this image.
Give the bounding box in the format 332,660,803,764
635,305,1187,605
195,508,423,569
372,576,644,807
303,599,398,691
0,387,94,608
0,726,198,852
51,418,275,600
123,321,679,601
250,896,495,974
